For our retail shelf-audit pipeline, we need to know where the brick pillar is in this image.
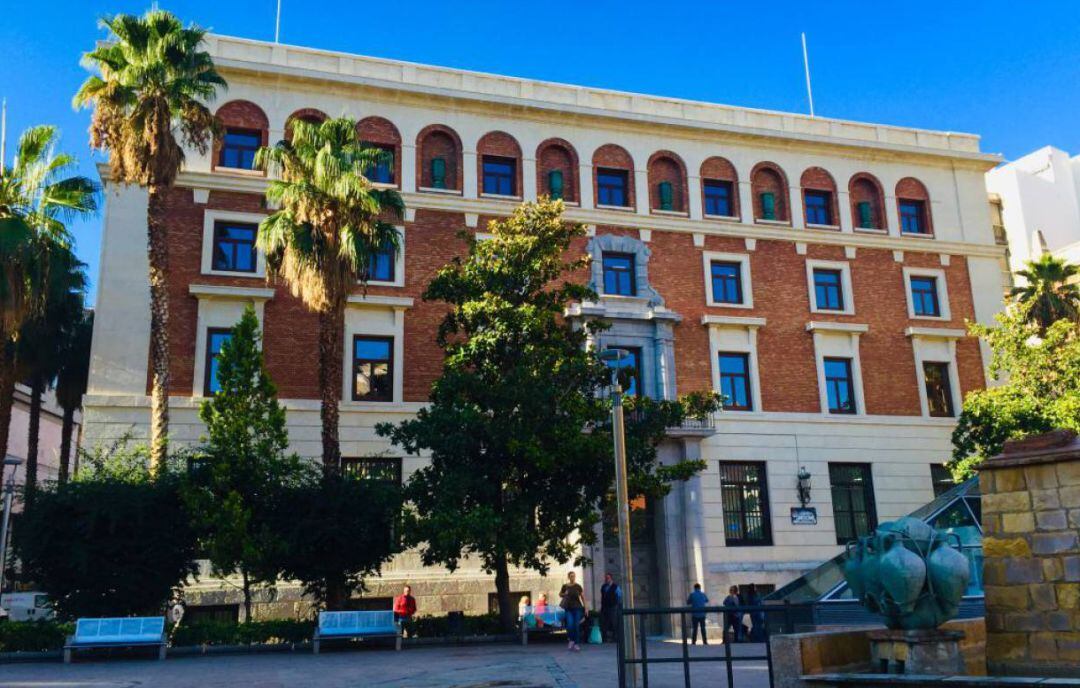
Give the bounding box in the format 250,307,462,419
980,430,1080,677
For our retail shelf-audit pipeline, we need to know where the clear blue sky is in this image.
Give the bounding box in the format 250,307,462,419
2,1,1079,302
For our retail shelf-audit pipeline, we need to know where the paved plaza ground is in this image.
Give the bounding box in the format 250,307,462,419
0,639,771,688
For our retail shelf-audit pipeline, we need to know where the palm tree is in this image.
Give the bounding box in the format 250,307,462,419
55,311,93,483
74,10,226,472
0,124,97,465
17,247,87,502
1011,254,1080,329
256,118,404,472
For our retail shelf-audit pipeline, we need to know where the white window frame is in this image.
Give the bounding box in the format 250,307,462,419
342,295,414,407
362,225,406,288
806,321,868,417
189,284,275,398
805,259,855,316
906,327,965,419
903,267,951,321
201,209,267,278
703,315,765,413
702,251,754,309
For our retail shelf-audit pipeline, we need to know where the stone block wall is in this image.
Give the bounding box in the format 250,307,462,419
980,430,1080,677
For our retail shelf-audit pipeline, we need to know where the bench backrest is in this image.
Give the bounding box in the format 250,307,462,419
522,608,565,627
318,610,397,636
74,617,165,644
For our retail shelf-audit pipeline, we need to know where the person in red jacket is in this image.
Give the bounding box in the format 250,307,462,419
394,585,417,637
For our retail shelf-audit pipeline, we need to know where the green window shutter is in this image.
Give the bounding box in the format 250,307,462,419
658,181,673,211
761,192,776,220
431,157,447,189
857,201,873,229
548,170,564,200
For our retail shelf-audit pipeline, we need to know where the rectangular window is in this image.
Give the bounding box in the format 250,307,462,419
482,156,516,196
218,128,261,170
823,357,856,414
900,200,927,234
602,253,637,296
710,261,743,304
352,335,394,402
813,268,845,311
342,456,402,485
719,462,772,546
910,276,941,317
597,168,629,207
365,243,395,282
718,352,752,411
703,180,734,217
923,361,955,417
211,222,257,273
364,143,395,184
829,463,877,544
204,328,232,396
804,190,833,225
604,345,642,397
930,463,954,498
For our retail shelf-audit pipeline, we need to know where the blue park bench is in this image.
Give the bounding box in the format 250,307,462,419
313,610,402,653
519,608,565,645
63,616,167,663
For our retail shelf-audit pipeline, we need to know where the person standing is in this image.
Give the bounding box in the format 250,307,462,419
560,571,588,652
746,583,766,642
686,583,709,645
723,585,743,643
394,584,417,638
599,573,622,643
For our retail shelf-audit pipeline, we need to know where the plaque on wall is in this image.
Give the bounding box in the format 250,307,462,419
790,507,818,525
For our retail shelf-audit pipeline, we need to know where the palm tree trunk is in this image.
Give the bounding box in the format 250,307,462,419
146,184,171,475
317,306,344,473
58,405,75,483
0,339,14,466
25,376,42,504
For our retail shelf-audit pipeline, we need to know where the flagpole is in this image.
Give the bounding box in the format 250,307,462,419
274,0,282,43
1,99,7,176
801,32,815,118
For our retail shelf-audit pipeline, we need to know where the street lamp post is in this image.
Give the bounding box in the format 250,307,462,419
598,348,638,688
0,457,23,599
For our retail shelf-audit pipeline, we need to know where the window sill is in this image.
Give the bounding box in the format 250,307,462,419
213,167,265,178
755,219,791,227
704,301,754,310
480,193,523,202
704,214,741,222
909,314,951,322
806,223,841,231
418,186,462,195
370,182,399,190
809,307,856,317
901,231,935,239
854,227,888,235
596,204,635,212
652,209,689,217
358,279,404,288
204,269,265,279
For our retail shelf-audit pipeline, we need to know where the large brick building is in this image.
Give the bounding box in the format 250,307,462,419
85,34,1006,620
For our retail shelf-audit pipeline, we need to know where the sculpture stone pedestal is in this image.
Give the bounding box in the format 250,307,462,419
867,629,965,675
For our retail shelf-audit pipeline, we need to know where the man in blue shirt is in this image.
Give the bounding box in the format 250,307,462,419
599,573,623,643
686,583,709,645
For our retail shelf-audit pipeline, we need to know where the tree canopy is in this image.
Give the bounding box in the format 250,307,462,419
1010,254,1080,330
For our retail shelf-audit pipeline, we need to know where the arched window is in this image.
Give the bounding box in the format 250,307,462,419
593,144,635,209
416,125,463,192
896,177,933,235
358,116,402,187
536,138,579,203
647,151,687,213
283,108,327,142
477,131,523,197
700,156,739,219
800,167,839,228
849,173,886,231
214,100,270,172
750,163,789,223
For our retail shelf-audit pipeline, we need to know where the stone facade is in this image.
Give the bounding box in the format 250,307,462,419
980,430,1080,677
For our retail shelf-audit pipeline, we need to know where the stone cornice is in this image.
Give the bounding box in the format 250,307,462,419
904,326,968,339
701,315,767,329
806,321,870,334
188,284,276,301
346,294,414,309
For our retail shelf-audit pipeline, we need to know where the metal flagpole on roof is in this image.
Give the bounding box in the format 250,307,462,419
274,0,282,43
802,33,815,118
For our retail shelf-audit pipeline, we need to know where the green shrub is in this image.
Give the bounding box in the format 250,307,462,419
0,621,73,652
411,612,503,638
170,619,312,647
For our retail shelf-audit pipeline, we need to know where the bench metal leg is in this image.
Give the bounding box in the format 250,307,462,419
313,639,320,655
63,648,72,664
158,644,167,661
395,634,402,652
522,628,528,646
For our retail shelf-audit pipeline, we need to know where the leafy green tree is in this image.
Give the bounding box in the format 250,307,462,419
75,10,226,471
949,301,1080,478
1011,254,1080,329
0,124,97,466
256,117,403,472
184,307,307,621
55,311,94,482
377,200,712,631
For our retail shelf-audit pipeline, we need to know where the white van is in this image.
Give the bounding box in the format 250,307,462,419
0,592,54,621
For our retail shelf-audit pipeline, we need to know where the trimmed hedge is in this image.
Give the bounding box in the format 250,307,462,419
171,619,311,647
411,612,503,638
0,621,72,652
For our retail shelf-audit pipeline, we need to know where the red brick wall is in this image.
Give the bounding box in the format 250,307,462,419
477,131,523,196
162,187,985,415
592,144,635,209
537,138,579,202
896,176,934,234
800,166,840,228
751,163,789,222
700,156,740,219
416,125,462,192
213,100,270,172
849,174,885,230
647,152,687,213
358,116,403,189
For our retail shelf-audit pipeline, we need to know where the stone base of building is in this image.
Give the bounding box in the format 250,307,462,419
867,628,965,675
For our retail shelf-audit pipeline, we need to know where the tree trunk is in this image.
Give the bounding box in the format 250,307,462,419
495,555,515,633
0,340,14,466
242,570,253,623
317,306,344,473
58,405,75,484
147,184,171,475
24,376,42,505
325,573,347,611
